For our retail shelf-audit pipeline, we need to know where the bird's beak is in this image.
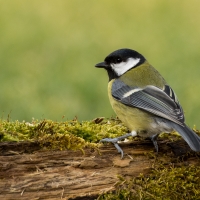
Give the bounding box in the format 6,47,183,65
95,62,109,69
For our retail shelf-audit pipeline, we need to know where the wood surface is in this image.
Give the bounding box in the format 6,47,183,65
0,139,199,200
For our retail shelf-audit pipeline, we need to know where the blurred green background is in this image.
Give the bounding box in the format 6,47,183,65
0,0,200,126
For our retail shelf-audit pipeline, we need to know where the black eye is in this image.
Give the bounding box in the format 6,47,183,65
115,57,122,63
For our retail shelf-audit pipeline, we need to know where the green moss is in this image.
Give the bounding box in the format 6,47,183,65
98,163,200,200
0,117,199,152
0,117,128,151
0,120,34,141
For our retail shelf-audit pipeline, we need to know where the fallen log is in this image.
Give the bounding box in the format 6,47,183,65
0,138,200,200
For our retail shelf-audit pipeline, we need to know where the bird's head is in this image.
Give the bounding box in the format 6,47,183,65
95,48,145,80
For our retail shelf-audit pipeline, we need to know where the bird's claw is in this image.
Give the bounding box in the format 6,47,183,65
113,142,124,158
100,138,124,159
150,134,159,152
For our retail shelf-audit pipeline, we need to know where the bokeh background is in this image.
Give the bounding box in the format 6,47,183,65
0,0,200,126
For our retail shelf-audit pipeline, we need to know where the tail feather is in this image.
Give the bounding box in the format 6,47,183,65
169,122,200,152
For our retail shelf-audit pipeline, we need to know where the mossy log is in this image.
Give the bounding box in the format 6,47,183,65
0,138,199,200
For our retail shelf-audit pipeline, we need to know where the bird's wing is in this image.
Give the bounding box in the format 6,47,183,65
112,79,185,126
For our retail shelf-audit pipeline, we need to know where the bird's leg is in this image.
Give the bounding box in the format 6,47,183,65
150,134,159,152
100,131,137,159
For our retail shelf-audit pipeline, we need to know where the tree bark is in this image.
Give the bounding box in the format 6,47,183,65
0,139,199,200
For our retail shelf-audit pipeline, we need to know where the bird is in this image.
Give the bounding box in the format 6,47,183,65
95,48,200,158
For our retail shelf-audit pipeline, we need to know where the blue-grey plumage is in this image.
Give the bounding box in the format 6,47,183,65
95,48,200,158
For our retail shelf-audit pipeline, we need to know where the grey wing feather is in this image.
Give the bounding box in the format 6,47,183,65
112,79,184,126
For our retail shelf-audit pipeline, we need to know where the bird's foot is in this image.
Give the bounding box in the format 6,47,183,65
100,132,134,159
100,138,124,158
150,134,159,152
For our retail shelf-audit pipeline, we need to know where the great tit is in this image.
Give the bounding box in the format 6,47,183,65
95,48,200,158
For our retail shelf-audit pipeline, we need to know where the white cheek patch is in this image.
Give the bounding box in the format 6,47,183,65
123,88,141,98
111,57,140,76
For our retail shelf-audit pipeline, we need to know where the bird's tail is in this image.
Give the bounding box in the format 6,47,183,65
169,122,200,152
